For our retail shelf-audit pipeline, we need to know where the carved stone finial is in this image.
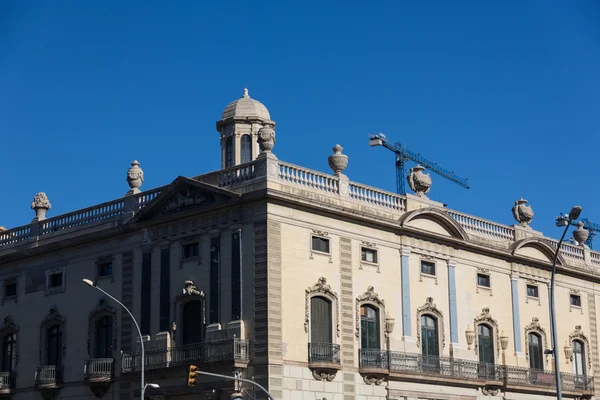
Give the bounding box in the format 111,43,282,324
407,165,432,197
257,123,276,153
31,192,51,221
573,221,589,246
126,160,144,196
512,197,534,227
328,144,348,175
243,88,249,98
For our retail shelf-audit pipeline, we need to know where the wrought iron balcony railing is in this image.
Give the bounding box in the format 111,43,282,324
84,358,114,382
308,343,341,364
122,338,250,373
358,348,389,370
0,371,15,390
34,365,63,387
505,365,594,392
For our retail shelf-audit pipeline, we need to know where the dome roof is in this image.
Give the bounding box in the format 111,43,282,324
221,88,270,121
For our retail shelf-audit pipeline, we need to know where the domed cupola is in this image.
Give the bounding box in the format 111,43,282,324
216,88,275,169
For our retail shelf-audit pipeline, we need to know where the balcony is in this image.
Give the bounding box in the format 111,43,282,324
358,349,389,384
506,365,594,397
122,338,250,374
0,372,15,395
84,358,114,383
35,365,63,393
308,343,341,381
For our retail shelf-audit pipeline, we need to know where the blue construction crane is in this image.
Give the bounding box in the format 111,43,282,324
368,132,470,195
555,214,600,249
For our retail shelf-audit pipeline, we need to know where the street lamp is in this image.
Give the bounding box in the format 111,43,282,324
550,206,582,400
83,279,155,399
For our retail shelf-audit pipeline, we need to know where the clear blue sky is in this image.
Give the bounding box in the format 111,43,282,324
2,0,600,241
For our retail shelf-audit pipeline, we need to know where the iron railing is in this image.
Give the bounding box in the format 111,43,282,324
84,358,114,381
308,343,341,364
358,349,389,370
0,371,14,390
388,351,503,381
34,365,63,386
122,338,250,373
505,365,594,392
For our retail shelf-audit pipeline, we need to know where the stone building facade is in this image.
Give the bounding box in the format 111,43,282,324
0,89,598,400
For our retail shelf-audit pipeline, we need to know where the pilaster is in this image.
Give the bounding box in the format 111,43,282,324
511,274,523,354
447,259,459,346
400,247,412,339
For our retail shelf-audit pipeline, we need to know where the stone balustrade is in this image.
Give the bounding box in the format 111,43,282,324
447,210,515,241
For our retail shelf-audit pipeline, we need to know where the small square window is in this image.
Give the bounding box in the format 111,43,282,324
527,284,539,298
477,273,491,288
570,294,582,307
421,261,436,276
312,236,330,254
98,262,113,277
49,272,63,288
361,248,378,263
4,282,16,298
183,243,200,258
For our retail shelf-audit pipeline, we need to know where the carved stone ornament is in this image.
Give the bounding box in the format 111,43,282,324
163,187,211,214
31,192,52,221
39,307,66,362
126,160,144,195
416,297,446,350
328,144,348,175
524,317,549,365
87,298,117,356
512,197,534,227
305,277,340,337
258,123,276,153
312,229,328,237
481,386,502,396
313,371,336,382
356,286,386,338
573,221,589,246
569,325,592,369
473,307,500,357
182,280,205,297
363,375,385,385
406,165,432,196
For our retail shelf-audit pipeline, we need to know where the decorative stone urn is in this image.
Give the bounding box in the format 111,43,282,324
406,165,432,196
31,192,51,221
126,160,144,195
258,123,276,153
512,197,534,227
573,221,589,246
328,144,348,175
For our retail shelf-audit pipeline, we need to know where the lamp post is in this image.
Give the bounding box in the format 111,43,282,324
83,279,156,399
551,206,582,400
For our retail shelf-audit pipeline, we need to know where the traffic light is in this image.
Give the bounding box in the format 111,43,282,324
188,365,198,386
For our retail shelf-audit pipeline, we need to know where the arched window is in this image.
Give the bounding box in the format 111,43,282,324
528,333,543,370
182,301,204,345
47,325,63,366
573,340,586,377
95,316,113,359
1,332,16,373
420,315,439,357
360,305,380,350
225,136,234,168
478,324,494,364
240,135,252,164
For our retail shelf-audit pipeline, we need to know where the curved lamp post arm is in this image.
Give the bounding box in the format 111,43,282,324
193,370,275,400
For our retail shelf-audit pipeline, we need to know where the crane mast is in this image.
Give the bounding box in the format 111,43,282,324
369,133,470,195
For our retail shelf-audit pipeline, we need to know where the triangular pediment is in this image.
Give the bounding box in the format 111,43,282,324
129,176,239,224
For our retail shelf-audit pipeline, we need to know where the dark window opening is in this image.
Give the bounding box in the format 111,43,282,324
95,316,113,359
527,284,539,298
1,333,16,373
312,237,330,254
4,283,16,298
98,262,113,277
183,243,200,258
573,340,586,377
49,273,63,288
360,305,380,350
182,301,204,345
361,248,378,263
225,136,234,168
46,325,63,366
528,333,543,370
310,296,333,343
478,324,494,364
420,315,439,357
241,135,252,164
477,273,491,288
421,261,436,276
570,294,582,307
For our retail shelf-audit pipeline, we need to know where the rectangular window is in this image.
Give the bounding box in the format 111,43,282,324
570,294,582,307
209,236,221,324
361,248,378,263
312,236,330,254
49,272,63,288
182,242,199,258
421,261,436,276
4,282,16,298
527,284,539,298
477,273,491,288
97,262,113,277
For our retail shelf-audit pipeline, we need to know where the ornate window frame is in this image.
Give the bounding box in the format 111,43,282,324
419,256,438,285
359,241,379,273
0,316,19,368
95,255,115,282
569,325,592,370
172,280,206,345
304,277,340,340
39,307,66,363
473,307,500,358
310,229,332,262
524,317,548,366
569,289,583,314
180,235,202,268
475,267,492,296
525,280,541,306
355,286,387,340
2,276,18,304
87,298,118,357
416,297,446,350
45,266,66,296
